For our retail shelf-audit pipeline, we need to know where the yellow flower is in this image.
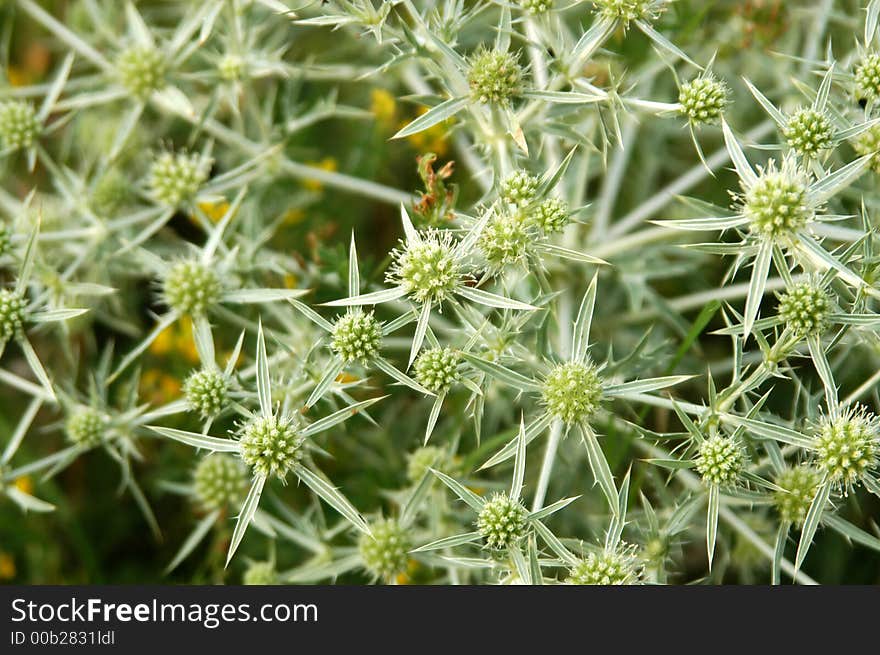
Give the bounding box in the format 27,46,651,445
196,199,231,224
284,273,299,288
370,88,397,127
0,552,15,580
6,66,31,88
14,476,33,495
335,372,360,384
150,324,177,356
282,208,306,225
303,158,338,192
401,108,450,156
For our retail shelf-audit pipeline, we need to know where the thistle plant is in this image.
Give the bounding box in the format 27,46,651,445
3,0,880,587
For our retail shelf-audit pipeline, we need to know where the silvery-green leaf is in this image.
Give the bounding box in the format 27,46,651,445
538,243,608,265
30,308,89,323
460,353,539,392
482,413,554,469
410,301,432,367
580,424,618,515
521,89,607,104
148,426,239,452
411,531,481,553
722,119,757,187
289,299,334,332
424,391,445,445
392,96,467,140
655,215,749,231
743,240,772,338
374,357,433,395
572,274,598,363
305,357,345,409
6,486,55,513
707,483,720,570
807,334,836,413
810,154,873,204
529,495,580,522
2,397,42,464
256,321,272,418
720,415,812,448
295,464,370,535
742,78,786,126
603,375,693,398
19,338,55,400
431,469,484,511
795,480,831,571
223,288,308,304
456,285,538,311
635,20,701,69
348,232,360,296
322,286,407,307
301,395,385,438
510,416,527,502
192,314,215,367
823,513,880,553
226,474,266,565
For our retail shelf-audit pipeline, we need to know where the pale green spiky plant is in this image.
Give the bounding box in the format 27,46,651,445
1,0,880,587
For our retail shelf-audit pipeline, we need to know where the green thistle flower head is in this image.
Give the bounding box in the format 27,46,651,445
467,48,523,105
162,260,222,316
594,0,662,25
243,561,277,585
696,435,745,487
854,53,880,101
678,75,729,125
387,230,461,304
783,108,834,157
851,123,880,173
478,212,532,270
65,407,108,448
117,45,167,98
358,518,411,580
777,282,832,337
519,0,554,14
742,159,813,240
566,547,642,585
330,309,382,364
239,415,304,478
218,54,245,81
530,198,570,234
813,407,878,491
773,465,821,527
193,454,248,511
541,361,603,425
149,151,210,207
0,289,28,343
184,368,230,418
0,101,40,151
0,223,10,258
501,170,539,207
413,347,460,393
90,169,132,217
476,492,529,551
406,446,448,483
